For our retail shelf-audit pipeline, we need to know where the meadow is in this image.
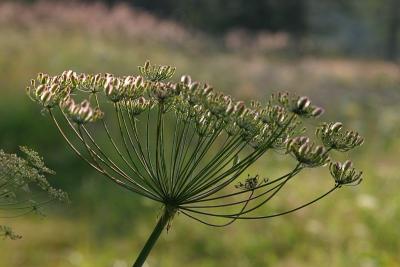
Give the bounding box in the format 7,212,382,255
0,2,399,267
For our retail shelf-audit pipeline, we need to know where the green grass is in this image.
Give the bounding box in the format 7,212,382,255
1,3,400,266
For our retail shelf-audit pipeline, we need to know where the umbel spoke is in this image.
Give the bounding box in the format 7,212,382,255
27,61,364,266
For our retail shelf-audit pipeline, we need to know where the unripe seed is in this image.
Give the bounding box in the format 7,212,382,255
181,75,192,85
190,82,200,91
342,160,353,172
312,107,324,117
331,122,343,132
297,96,310,110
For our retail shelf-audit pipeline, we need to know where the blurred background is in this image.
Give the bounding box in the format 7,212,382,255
0,0,399,266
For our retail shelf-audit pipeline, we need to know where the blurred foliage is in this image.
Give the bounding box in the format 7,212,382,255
0,147,68,239
0,1,399,267
19,0,400,60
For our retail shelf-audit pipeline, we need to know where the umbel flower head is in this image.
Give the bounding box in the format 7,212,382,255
27,60,364,266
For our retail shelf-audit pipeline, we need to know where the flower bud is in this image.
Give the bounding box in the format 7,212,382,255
298,143,310,155
105,84,114,96
144,60,150,71
342,160,353,172
311,107,324,117
135,76,143,87
94,74,101,84
189,82,200,91
226,103,234,115
40,90,52,104
299,136,309,144
104,76,113,89
314,145,325,155
65,70,73,80
49,83,59,93
35,85,46,96
234,101,245,115
331,122,343,132
181,75,192,86
138,97,146,105
297,96,310,110
203,85,213,95
80,100,90,111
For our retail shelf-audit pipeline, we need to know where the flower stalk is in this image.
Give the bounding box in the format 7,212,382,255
133,206,176,267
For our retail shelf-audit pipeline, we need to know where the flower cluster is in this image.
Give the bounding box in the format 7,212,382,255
61,98,103,124
235,174,268,191
139,60,176,82
26,71,74,108
329,160,363,186
104,74,148,102
316,122,364,151
270,92,324,118
26,60,364,227
286,137,329,168
120,97,152,116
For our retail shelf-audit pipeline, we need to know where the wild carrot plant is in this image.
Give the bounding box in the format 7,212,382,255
27,61,364,266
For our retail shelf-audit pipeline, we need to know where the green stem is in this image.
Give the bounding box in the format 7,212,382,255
132,206,176,267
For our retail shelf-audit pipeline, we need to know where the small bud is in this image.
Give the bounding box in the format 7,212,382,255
314,145,325,155
140,97,147,104
135,76,143,87
333,162,341,172
234,101,245,115
144,60,150,70
298,143,309,155
105,84,113,96
286,139,295,150
331,122,343,132
203,86,213,95
226,103,234,115
36,85,46,96
65,70,73,80
181,75,192,86
104,76,113,89
190,82,200,91
49,83,59,93
94,74,101,83
299,137,309,144
311,107,324,117
297,96,310,110
80,100,90,110
342,160,353,172
40,90,52,103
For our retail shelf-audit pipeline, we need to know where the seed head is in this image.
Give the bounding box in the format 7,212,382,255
139,60,176,82
286,137,329,168
26,60,364,227
329,160,363,187
316,122,364,151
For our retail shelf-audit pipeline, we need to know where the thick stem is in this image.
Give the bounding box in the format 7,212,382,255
132,206,176,267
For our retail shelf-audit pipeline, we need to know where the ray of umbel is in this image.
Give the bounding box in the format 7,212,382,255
27,60,364,266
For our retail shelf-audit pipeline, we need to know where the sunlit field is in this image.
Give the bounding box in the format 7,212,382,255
0,2,399,267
